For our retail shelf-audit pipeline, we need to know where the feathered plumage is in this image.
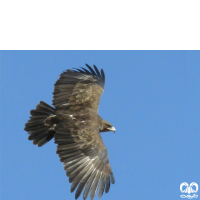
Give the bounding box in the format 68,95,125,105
24,64,115,200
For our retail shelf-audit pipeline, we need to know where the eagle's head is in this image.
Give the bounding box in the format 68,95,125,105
100,120,116,133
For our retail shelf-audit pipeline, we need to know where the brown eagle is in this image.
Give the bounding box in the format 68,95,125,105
24,64,115,200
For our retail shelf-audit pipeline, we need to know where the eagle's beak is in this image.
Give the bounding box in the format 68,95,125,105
108,126,116,133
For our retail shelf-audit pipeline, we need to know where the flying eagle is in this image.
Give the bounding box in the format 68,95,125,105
24,64,115,200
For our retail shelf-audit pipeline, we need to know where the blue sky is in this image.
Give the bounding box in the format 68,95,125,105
1,51,200,200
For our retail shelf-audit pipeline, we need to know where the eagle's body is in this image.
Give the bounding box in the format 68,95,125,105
24,64,115,200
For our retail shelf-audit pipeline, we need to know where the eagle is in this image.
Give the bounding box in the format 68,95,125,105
24,64,115,200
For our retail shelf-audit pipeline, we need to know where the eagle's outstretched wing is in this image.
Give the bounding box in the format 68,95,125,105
53,64,105,112
52,64,114,200
55,122,115,200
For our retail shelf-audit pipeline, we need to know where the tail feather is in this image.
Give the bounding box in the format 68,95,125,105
24,101,55,147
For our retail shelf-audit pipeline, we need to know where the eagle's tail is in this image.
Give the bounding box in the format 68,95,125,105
24,101,55,147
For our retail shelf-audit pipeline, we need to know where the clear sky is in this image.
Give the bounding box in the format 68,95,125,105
1,51,200,200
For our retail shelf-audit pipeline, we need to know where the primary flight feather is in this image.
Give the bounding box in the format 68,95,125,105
24,64,115,200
